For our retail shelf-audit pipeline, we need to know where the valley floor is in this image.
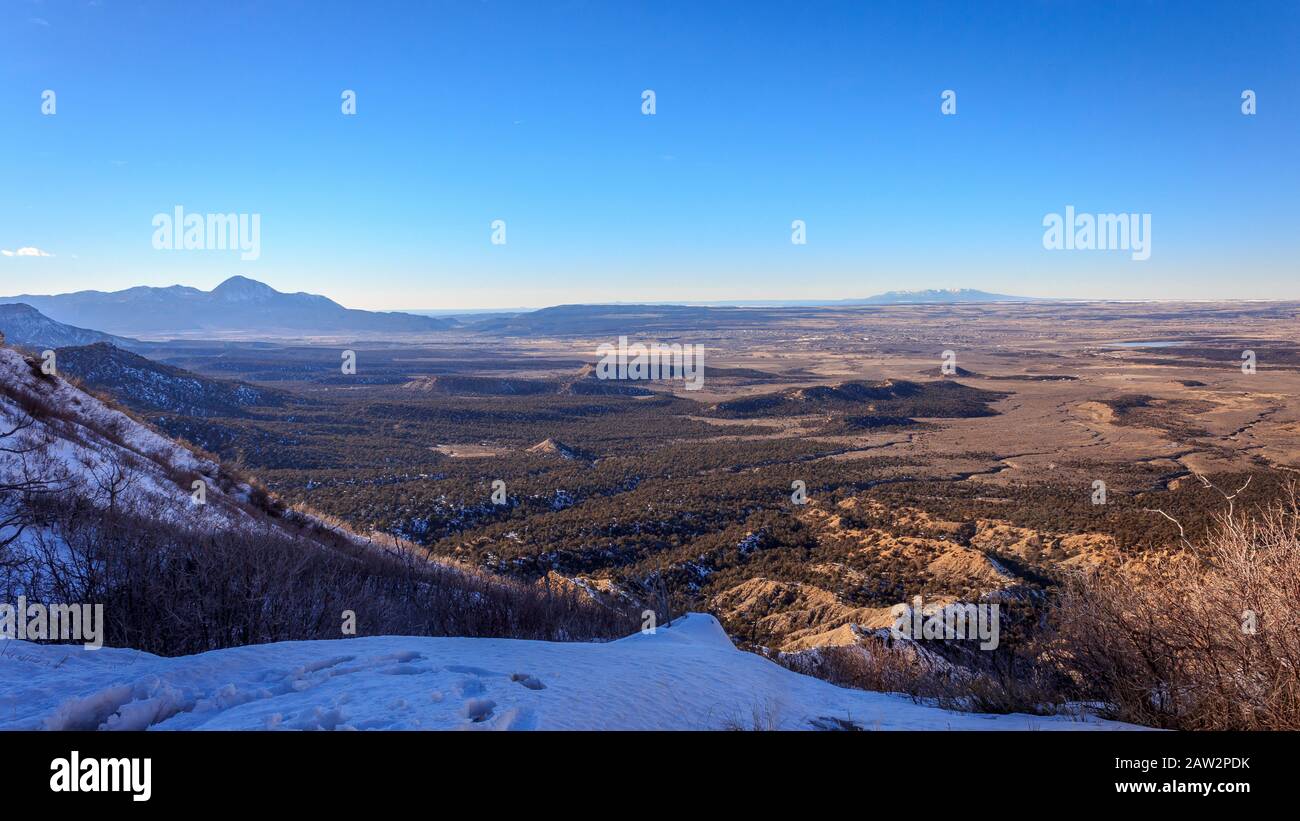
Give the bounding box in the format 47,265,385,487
0,614,1139,731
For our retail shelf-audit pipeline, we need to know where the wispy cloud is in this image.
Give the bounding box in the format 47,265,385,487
1,247,55,257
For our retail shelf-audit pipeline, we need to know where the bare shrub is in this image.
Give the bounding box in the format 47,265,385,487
783,640,941,696
8,498,643,656
1052,491,1300,730
779,628,1074,717
1,411,68,561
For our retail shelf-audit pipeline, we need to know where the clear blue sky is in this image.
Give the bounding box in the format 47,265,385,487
1,0,1297,309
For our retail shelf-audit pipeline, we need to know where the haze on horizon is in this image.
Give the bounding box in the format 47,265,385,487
2,1,1297,310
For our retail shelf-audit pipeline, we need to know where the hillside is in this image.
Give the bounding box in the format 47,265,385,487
54,342,287,418
0,302,139,349
527,437,596,462
704,378,1007,419
0,344,291,538
0,613,1135,730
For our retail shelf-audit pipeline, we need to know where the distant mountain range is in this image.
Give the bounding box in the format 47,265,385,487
518,289,1041,308
847,288,1038,305
0,276,455,337
0,302,141,349
1,278,1040,342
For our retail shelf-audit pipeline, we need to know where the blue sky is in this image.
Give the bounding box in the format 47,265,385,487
1,0,1297,309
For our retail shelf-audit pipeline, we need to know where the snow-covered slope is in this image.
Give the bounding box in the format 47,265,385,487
0,345,364,548
0,345,271,532
0,614,1138,731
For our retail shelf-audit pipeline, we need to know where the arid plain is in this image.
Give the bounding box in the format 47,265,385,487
107,299,1298,659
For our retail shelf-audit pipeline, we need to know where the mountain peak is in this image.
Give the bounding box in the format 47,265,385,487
211,275,279,301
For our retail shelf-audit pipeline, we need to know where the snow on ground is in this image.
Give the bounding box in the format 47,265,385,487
0,347,249,529
0,614,1140,731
